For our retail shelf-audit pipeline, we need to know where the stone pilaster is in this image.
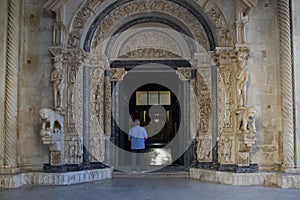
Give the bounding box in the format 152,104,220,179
278,0,295,171
0,0,8,169
1,0,20,173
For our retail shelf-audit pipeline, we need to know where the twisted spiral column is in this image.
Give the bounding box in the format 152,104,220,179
278,0,295,170
3,0,20,170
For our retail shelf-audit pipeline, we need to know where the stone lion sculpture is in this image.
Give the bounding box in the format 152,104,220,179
39,108,64,131
237,106,256,133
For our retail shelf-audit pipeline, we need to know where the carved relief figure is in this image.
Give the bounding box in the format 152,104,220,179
236,52,248,108
69,137,77,164
197,137,211,161
219,137,232,163
51,56,65,110
39,108,64,131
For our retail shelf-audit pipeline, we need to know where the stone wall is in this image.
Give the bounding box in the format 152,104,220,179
18,0,53,170
245,0,281,170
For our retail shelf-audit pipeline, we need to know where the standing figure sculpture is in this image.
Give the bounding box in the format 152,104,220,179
236,52,248,108
51,57,65,110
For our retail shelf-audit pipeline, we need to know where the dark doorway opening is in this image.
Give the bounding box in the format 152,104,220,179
126,84,182,165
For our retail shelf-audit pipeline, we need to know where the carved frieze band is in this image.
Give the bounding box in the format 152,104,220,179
3,0,20,170
278,0,295,169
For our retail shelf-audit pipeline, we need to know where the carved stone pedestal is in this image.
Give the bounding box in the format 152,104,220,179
41,128,65,166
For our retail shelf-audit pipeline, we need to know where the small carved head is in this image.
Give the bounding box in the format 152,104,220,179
246,106,256,121
39,108,50,120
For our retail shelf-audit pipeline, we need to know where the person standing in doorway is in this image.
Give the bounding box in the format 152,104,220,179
128,119,148,173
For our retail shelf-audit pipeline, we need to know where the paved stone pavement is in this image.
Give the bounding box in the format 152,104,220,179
1,177,300,200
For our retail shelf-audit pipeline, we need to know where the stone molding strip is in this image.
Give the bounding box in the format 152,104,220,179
0,168,112,188
278,0,295,170
190,168,300,189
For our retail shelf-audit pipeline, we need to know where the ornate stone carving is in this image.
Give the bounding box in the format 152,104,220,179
110,68,127,81
104,70,111,136
119,48,181,60
207,7,231,47
218,137,233,164
197,136,212,162
67,136,83,164
235,46,249,108
67,0,105,48
39,108,64,132
90,68,104,129
39,108,65,166
92,0,209,51
51,55,65,111
177,68,194,81
214,47,237,66
64,48,85,64
236,106,257,135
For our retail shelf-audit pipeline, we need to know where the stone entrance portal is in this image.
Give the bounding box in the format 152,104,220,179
39,0,258,173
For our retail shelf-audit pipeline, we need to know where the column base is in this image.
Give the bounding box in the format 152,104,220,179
219,164,258,173
196,162,219,170
43,162,109,173
196,162,258,173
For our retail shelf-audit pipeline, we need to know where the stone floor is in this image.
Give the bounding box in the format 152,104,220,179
1,177,300,200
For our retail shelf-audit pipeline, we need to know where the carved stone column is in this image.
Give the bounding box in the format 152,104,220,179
104,69,111,136
83,65,90,164
1,0,20,173
0,0,8,169
214,48,237,167
278,0,295,171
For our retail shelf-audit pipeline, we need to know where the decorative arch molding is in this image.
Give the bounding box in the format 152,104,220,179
63,0,236,52
80,0,217,52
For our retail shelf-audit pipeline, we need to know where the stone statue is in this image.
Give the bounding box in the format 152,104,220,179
51,56,65,110
39,108,65,166
236,52,248,108
39,108,64,132
236,106,257,135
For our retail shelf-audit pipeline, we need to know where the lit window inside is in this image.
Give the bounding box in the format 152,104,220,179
136,91,171,105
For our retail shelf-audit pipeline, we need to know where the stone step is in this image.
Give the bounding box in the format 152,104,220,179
112,171,189,178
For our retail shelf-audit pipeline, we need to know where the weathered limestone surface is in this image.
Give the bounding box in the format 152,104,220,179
18,0,53,170
246,0,281,170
